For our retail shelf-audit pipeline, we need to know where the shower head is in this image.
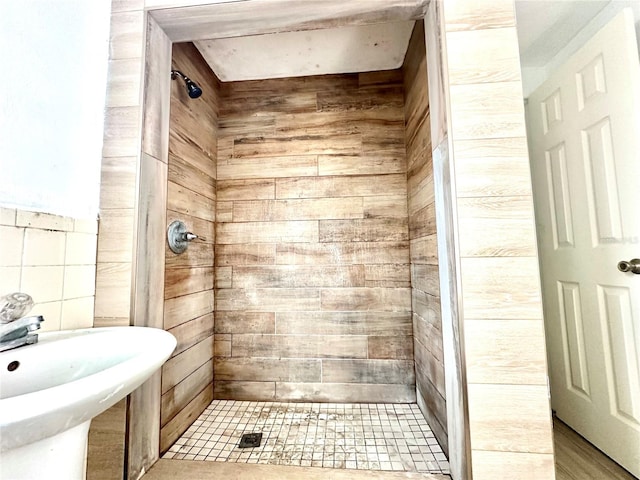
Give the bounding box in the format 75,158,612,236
171,70,202,99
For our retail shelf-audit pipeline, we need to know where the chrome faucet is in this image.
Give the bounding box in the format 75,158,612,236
0,293,44,352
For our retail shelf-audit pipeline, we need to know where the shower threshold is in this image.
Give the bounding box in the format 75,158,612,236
163,400,449,475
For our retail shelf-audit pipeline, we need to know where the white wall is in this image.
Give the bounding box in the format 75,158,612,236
521,1,640,97
0,0,111,219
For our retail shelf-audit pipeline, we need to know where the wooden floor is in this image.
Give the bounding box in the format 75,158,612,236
126,415,640,480
553,418,637,480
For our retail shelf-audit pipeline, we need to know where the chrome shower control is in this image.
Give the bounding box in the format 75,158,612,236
167,220,198,254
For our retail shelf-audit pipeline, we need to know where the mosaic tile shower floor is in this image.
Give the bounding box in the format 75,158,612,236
164,400,450,474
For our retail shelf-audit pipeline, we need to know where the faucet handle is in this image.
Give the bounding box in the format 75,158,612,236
0,292,34,323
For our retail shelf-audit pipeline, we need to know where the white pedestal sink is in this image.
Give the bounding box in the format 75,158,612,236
0,327,176,480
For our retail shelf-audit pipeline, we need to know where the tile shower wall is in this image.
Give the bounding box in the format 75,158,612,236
402,22,447,454
214,71,415,403
0,207,97,330
161,42,220,453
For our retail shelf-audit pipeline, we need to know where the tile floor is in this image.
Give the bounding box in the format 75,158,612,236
164,401,450,475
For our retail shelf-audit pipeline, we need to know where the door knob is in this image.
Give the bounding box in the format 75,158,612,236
617,258,640,274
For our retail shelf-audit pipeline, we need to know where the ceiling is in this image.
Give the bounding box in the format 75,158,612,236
195,21,415,82
194,1,621,82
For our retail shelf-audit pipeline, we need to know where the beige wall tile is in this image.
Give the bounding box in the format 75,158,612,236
97,209,134,263
0,226,24,266
471,450,555,480
468,383,554,454
444,0,516,32
464,320,548,385
109,11,144,60
61,296,96,330
21,266,64,303
0,207,16,226
63,265,97,299
457,196,537,257
0,266,21,293
33,301,62,331
106,58,143,108
65,232,98,265
94,263,132,318
446,27,521,85
16,210,73,231
22,229,66,266
449,82,527,140
460,257,543,320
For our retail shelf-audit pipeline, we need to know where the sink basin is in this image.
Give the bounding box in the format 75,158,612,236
0,326,176,479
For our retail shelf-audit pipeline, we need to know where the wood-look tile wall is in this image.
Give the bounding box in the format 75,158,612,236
403,21,447,455
443,1,555,478
160,42,219,453
214,71,416,403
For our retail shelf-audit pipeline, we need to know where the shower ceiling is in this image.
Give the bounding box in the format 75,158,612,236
194,21,415,81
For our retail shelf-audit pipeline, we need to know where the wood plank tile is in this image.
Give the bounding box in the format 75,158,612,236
216,288,320,312
232,198,364,222
408,203,436,239
319,218,408,242
160,385,213,453
320,287,411,312
217,155,317,180
217,179,275,201
363,196,408,219
368,336,414,360
217,221,318,244
317,86,404,112
216,244,276,266
275,311,412,336
232,134,361,159
322,359,415,384
276,174,406,199
97,209,134,263
165,240,213,269
231,334,368,359
167,181,215,223
168,154,216,201
163,290,213,330
214,358,321,382
318,154,406,176
161,337,213,394
215,266,232,289
276,241,409,265
232,265,365,288
219,92,317,117
275,382,416,404
216,201,233,222
213,381,276,401
213,334,231,357
109,11,144,60
215,311,275,334
411,263,440,296
364,264,411,287
167,315,213,358
160,360,212,427
410,236,438,265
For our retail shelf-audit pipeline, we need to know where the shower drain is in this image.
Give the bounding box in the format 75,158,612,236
238,432,262,448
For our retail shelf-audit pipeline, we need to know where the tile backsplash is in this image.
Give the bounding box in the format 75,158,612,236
0,207,98,331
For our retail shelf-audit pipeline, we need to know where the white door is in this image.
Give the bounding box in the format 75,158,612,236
527,8,640,476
